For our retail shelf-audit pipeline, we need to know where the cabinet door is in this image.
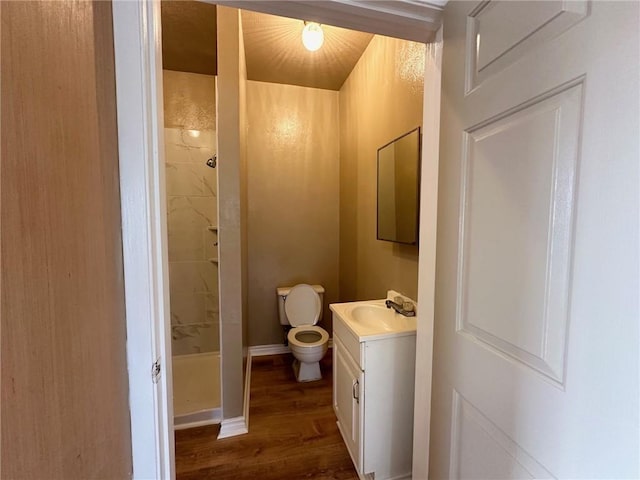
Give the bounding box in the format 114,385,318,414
333,336,363,471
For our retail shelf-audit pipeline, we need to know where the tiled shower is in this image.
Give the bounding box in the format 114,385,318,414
166,125,221,423
165,127,219,355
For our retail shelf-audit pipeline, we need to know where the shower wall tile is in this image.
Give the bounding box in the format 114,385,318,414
210,322,220,352
166,162,217,197
164,128,217,164
169,292,205,326
164,144,215,165
167,223,204,262
180,129,216,149
167,196,217,227
167,196,217,261
204,230,218,261
164,128,183,148
171,322,219,355
205,294,220,320
164,141,191,164
169,261,218,295
165,123,219,355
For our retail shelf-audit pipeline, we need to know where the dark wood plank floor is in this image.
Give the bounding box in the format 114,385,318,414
175,353,359,480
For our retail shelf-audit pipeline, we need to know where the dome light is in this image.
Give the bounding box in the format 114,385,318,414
302,22,324,52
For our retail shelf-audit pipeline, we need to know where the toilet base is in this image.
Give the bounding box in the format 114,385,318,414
292,358,322,382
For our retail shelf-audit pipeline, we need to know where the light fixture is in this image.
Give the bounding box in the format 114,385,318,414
302,21,324,52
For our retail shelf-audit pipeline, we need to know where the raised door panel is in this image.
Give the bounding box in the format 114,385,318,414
465,1,588,92
449,391,554,479
458,81,582,383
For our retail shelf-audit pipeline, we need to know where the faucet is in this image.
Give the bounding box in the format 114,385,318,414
385,296,416,317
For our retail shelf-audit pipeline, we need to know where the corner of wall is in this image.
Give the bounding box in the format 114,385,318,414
216,5,247,420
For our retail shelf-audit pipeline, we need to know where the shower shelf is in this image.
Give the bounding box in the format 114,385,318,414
207,225,218,232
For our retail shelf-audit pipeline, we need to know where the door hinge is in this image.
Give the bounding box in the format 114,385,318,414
152,358,161,384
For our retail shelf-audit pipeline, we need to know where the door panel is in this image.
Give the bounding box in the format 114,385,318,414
432,1,639,478
450,391,553,480
466,1,588,92
459,80,583,383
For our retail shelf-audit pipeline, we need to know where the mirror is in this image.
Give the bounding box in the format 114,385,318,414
377,127,421,245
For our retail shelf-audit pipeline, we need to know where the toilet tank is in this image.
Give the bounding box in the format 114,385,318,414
277,284,325,326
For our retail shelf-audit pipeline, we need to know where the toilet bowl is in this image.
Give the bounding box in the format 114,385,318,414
277,284,329,382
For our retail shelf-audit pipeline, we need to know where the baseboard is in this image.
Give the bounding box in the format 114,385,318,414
387,473,411,480
174,407,222,431
173,408,222,430
217,354,252,439
217,416,249,439
248,339,333,357
248,343,291,356
243,350,252,427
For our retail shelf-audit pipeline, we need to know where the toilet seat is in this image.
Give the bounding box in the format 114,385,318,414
284,284,321,327
288,325,329,348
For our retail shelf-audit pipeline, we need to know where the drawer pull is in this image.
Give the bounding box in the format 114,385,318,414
352,380,360,404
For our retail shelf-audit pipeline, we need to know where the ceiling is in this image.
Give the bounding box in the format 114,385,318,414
161,2,217,75
160,1,441,90
241,10,373,91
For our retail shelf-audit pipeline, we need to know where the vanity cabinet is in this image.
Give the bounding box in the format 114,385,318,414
333,338,363,468
332,312,416,480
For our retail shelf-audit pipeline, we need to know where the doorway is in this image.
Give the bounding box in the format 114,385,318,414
111,2,443,478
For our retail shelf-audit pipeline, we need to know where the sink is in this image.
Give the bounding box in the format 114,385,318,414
350,305,398,332
330,297,417,339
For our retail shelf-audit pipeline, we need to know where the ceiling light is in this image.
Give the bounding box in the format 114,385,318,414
302,22,324,52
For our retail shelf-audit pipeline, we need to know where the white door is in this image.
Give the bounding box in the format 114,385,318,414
431,1,639,478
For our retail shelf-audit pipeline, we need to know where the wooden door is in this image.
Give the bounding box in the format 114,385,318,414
1,2,132,477
430,1,639,478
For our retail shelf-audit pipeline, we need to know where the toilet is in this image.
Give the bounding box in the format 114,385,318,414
277,284,329,382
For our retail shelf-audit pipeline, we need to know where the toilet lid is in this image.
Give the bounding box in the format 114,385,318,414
284,284,321,327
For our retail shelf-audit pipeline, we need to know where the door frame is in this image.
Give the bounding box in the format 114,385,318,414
111,2,442,479
412,26,443,480
112,2,174,479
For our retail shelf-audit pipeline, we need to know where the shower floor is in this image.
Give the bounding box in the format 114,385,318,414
172,352,221,420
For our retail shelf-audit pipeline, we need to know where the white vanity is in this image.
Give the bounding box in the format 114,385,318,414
330,292,417,480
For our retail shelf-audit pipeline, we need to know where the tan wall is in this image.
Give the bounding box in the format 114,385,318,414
163,70,216,129
216,6,247,419
246,81,340,346
1,2,132,477
339,36,425,301
239,12,250,363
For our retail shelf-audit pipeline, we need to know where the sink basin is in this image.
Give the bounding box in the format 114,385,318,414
350,305,398,332
330,298,417,339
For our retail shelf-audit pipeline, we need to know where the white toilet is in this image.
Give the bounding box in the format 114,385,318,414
277,284,329,382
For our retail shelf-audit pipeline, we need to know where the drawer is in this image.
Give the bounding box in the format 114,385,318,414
333,313,364,370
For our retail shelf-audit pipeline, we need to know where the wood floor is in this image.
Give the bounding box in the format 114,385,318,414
175,353,359,480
